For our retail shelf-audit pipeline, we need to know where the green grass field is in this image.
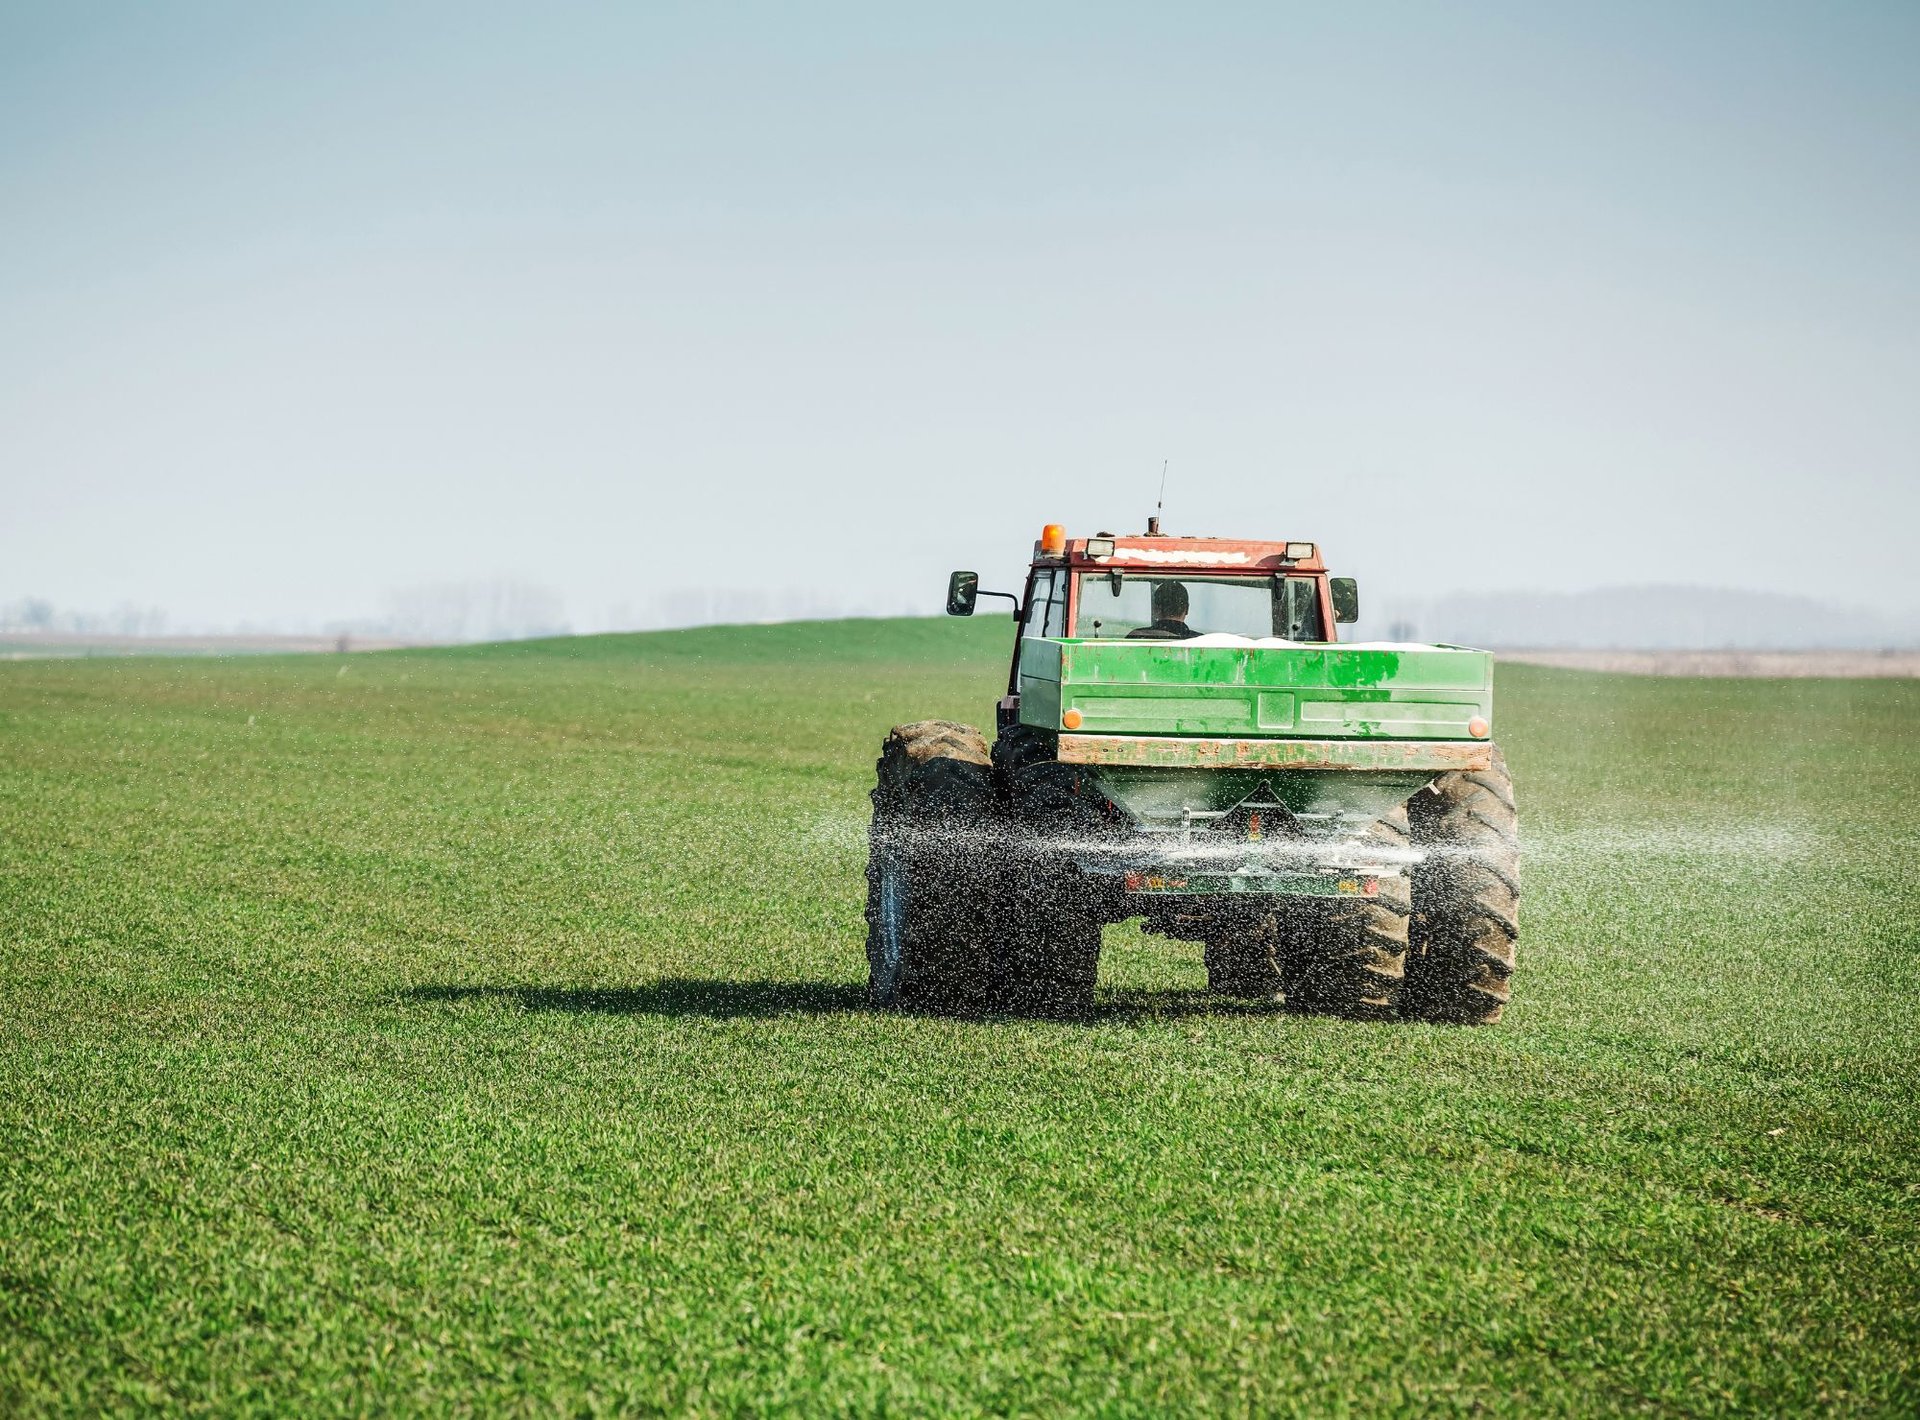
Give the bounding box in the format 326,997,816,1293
3,620,1917,1415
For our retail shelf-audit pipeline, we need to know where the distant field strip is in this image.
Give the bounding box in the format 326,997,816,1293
1,618,1916,1416
1497,648,1920,677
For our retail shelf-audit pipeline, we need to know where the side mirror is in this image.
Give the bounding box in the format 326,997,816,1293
946,570,979,617
1330,577,1360,624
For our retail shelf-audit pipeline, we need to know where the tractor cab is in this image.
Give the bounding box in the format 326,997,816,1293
945,523,1362,722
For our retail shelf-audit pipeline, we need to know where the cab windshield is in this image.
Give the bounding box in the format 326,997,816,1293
1075,573,1325,641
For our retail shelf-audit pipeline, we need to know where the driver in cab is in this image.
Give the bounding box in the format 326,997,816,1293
1127,581,1199,640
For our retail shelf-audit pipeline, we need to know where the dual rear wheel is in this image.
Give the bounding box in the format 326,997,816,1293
1201,750,1520,1024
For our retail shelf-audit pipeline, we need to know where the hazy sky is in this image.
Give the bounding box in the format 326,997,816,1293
3,2,1916,631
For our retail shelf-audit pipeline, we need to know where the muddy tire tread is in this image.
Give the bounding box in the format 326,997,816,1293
1403,744,1520,1025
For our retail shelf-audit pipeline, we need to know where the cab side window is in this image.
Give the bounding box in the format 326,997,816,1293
1279,577,1325,641
1024,569,1068,638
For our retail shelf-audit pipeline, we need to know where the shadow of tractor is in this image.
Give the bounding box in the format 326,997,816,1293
404,978,1295,1025
405,979,866,1019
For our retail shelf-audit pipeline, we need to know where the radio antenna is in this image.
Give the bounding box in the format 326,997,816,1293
1148,459,1168,536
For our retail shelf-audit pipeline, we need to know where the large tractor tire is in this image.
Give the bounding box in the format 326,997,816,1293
1278,807,1413,1019
994,757,1108,1017
1403,745,1519,1024
865,721,998,1013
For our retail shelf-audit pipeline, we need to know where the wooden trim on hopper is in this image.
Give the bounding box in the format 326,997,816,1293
1054,735,1494,772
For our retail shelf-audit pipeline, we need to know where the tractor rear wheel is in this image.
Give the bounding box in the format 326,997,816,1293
865,721,998,1013
1402,745,1519,1024
1278,807,1413,1019
994,758,1108,1017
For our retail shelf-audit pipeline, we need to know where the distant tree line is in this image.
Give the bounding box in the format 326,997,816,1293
355,578,571,643
0,598,169,636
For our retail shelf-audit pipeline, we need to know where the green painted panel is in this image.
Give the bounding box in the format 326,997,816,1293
1019,636,1064,684
1255,692,1296,729
1298,699,1481,734
1020,674,1061,729
1017,637,1493,739
1073,694,1254,734
1059,640,1489,691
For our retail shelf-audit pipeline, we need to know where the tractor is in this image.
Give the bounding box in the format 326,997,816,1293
865,521,1518,1023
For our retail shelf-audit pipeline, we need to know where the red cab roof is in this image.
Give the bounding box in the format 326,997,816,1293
1038,534,1326,573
